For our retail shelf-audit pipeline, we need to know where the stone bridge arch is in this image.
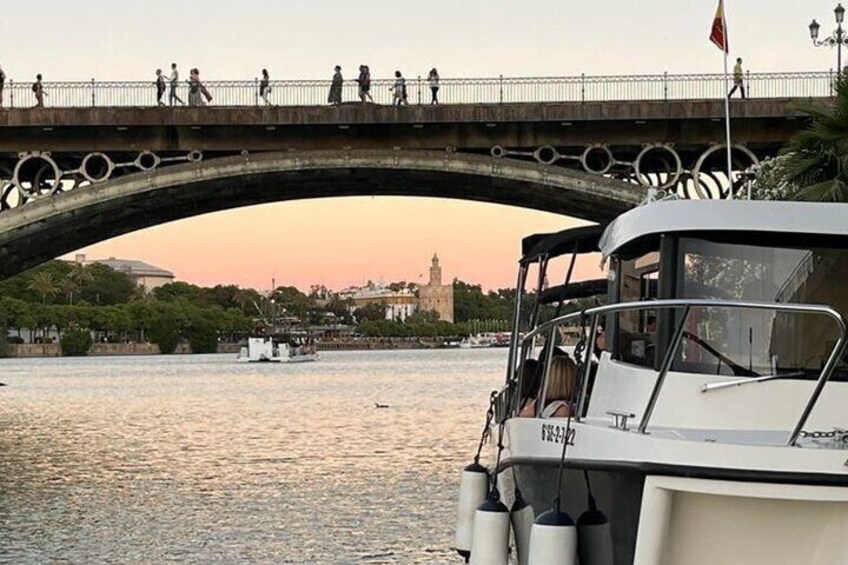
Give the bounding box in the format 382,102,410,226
0,149,642,278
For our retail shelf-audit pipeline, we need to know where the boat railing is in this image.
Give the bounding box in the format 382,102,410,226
514,298,848,447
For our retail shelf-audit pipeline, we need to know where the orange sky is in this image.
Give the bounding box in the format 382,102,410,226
68,197,599,292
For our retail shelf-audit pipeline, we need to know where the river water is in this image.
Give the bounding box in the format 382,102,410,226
0,349,504,564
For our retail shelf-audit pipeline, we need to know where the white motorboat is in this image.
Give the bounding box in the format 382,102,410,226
237,336,319,363
460,333,499,349
455,201,848,565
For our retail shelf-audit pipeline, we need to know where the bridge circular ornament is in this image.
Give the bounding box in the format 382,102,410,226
12,152,63,199
187,149,204,162
533,145,560,166
490,146,507,159
580,144,614,175
634,144,683,190
80,152,115,183
134,150,161,172
691,144,759,199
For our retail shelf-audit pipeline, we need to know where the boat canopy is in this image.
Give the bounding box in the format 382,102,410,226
537,278,608,305
599,200,848,259
521,225,605,265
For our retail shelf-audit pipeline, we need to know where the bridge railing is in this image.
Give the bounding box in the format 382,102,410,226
0,71,835,108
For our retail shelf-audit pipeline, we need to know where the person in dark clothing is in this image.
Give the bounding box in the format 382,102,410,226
328,65,343,105
155,69,166,106
0,65,6,107
357,65,373,103
260,69,271,105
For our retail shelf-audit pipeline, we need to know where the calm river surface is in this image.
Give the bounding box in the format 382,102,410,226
0,349,504,564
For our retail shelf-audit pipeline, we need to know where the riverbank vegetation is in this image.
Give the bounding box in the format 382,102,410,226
0,260,553,355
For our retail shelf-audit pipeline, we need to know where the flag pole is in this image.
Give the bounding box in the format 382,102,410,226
722,9,734,199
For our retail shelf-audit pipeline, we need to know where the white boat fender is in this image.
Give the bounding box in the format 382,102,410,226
527,509,577,565
455,462,490,562
577,499,614,565
470,491,511,565
510,488,535,565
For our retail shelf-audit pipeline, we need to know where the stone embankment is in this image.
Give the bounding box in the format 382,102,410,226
3,340,446,358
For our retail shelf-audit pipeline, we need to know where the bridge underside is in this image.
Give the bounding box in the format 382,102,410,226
0,150,640,279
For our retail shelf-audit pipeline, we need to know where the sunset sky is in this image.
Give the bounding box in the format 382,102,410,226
1,1,833,291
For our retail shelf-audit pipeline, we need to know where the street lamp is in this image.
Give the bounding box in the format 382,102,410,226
810,3,848,78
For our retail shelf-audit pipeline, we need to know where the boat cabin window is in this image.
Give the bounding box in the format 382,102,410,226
614,251,660,368
674,237,848,377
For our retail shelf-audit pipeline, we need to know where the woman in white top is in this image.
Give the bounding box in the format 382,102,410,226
427,68,440,105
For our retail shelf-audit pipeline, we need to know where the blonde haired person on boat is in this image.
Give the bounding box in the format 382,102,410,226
519,355,578,418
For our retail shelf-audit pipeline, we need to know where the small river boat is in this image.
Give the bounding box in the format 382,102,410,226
237,336,319,363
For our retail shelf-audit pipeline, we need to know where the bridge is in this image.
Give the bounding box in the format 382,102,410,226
0,72,827,279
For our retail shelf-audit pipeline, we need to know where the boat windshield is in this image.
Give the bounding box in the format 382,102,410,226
674,237,848,377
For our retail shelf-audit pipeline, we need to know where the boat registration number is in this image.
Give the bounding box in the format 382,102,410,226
541,423,575,446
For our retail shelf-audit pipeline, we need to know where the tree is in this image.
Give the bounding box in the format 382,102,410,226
60,328,93,356
353,302,386,323
66,263,93,304
79,263,135,305
149,317,180,354
28,271,57,304
774,78,848,201
187,314,218,354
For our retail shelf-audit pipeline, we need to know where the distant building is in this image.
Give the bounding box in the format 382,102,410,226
74,254,175,290
340,283,418,321
417,254,454,322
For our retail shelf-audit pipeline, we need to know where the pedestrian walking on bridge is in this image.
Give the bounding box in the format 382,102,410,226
391,70,408,106
357,65,373,103
32,74,45,108
728,57,746,99
155,69,166,106
169,63,185,106
260,69,271,105
427,68,440,104
0,65,5,107
328,65,343,105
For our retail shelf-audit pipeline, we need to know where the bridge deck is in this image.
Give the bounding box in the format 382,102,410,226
0,99,820,154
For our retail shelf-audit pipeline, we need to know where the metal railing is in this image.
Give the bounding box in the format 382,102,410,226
0,71,836,109
517,298,848,447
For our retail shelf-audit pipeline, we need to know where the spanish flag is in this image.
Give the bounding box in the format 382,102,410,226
710,0,728,52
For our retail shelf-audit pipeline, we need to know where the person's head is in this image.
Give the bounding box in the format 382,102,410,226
737,57,742,64
395,70,401,77
36,74,42,81
519,358,541,401
335,65,341,71
171,63,177,69
430,68,438,76
156,68,162,76
546,356,577,403
262,68,268,78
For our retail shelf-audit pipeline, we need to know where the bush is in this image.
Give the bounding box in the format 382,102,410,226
187,318,217,354
7,335,24,344
149,318,179,354
0,335,9,358
60,329,93,357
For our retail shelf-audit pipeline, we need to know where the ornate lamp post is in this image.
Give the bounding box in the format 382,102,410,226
810,3,848,78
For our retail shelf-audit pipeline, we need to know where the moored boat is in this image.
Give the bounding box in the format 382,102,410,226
455,200,848,565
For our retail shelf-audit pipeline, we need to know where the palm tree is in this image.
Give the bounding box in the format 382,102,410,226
28,271,57,304
781,78,848,201
67,263,93,300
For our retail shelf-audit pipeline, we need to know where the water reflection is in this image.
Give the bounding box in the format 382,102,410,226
0,350,503,563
